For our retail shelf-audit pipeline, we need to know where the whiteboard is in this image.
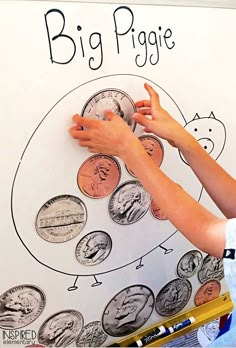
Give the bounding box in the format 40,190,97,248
0,1,235,347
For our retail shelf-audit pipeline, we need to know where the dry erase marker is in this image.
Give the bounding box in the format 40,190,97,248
166,316,196,335
128,325,166,347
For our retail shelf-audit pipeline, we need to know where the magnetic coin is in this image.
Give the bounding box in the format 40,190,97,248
177,250,203,278
75,321,108,347
78,154,121,199
126,135,164,176
81,88,136,131
38,310,84,347
108,180,150,225
198,254,224,284
0,284,45,329
150,199,167,220
75,231,112,266
194,280,221,306
35,195,87,243
102,285,154,337
155,278,192,316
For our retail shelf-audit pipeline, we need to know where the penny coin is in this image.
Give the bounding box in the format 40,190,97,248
102,285,154,337
81,88,136,131
38,310,84,347
0,284,45,329
177,250,203,279
126,135,164,176
75,231,112,266
78,154,121,199
35,195,87,243
155,278,192,317
150,199,167,220
75,321,108,347
194,280,221,306
198,255,224,284
108,180,150,225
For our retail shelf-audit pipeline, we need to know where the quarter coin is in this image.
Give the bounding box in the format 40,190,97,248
81,88,136,131
198,255,224,284
177,250,203,278
155,278,192,316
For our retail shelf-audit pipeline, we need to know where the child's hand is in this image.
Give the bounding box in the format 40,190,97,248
69,110,141,159
134,83,186,148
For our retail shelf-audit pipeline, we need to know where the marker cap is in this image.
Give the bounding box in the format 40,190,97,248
189,316,196,324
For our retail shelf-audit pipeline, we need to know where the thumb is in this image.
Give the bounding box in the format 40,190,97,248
104,109,117,121
133,112,152,128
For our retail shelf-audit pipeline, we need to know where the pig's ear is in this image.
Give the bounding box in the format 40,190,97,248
209,111,216,119
193,113,200,120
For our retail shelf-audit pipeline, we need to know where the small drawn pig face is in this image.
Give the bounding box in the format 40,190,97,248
180,112,226,164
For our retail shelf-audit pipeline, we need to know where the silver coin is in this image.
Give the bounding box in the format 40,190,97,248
155,278,192,316
108,181,150,225
81,89,136,131
75,231,112,266
102,285,154,337
35,195,87,243
75,321,108,347
38,310,84,347
198,254,224,284
177,250,203,279
0,284,45,329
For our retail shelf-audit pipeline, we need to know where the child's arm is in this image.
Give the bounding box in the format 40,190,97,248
70,111,226,258
134,83,236,218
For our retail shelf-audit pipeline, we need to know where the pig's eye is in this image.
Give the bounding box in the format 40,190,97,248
209,129,212,132
194,128,198,132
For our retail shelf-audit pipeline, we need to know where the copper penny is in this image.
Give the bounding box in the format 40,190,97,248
194,280,221,306
78,154,121,199
150,199,167,220
126,135,164,176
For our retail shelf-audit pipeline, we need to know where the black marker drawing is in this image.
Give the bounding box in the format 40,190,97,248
10,74,226,293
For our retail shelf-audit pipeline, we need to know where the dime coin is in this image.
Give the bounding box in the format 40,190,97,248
150,199,167,220
81,88,136,131
194,280,221,306
108,180,150,225
177,250,203,279
126,135,164,176
198,255,224,284
75,231,112,266
0,284,45,329
102,285,154,337
38,310,84,347
155,278,192,317
75,321,108,347
78,154,121,199
35,195,87,243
